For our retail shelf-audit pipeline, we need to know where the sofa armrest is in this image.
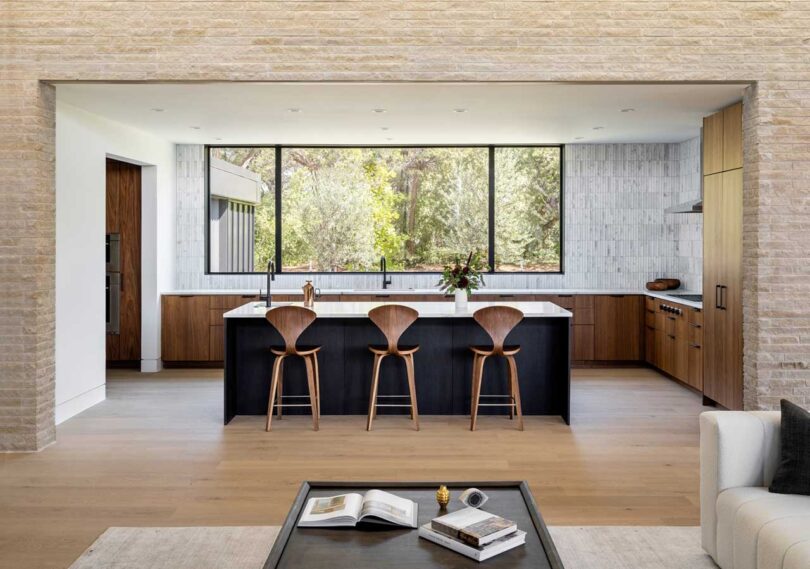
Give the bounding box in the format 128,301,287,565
700,411,780,560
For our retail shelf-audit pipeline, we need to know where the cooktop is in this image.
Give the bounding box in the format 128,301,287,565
664,293,703,303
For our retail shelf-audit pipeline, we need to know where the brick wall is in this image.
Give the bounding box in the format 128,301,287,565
4,1,809,449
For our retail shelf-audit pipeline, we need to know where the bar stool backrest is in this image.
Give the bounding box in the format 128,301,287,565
265,305,317,354
368,304,419,353
473,305,524,355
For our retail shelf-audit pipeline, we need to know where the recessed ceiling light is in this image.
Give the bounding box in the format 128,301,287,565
151,108,164,112
288,108,301,113
190,126,201,130
454,108,468,113
592,126,604,130
385,137,393,141
574,137,584,140
380,127,390,131
214,137,223,141
621,108,635,113
373,108,386,113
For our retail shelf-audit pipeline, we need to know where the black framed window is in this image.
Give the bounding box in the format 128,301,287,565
206,145,563,274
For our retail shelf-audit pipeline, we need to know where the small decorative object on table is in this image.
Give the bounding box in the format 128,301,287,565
459,487,489,509
438,251,488,311
436,485,450,509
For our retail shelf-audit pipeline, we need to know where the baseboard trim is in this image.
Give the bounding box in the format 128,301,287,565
55,384,106,425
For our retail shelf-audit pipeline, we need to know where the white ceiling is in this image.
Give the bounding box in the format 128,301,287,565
55,82,748,145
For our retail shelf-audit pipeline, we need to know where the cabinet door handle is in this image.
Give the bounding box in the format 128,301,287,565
646,325,655,331
688,322,702,328
609,294,625,298
721,285,727,310
690,344,702,349
498,294,516,298
667,316,676,321
715,285,721,309
667,334,676,339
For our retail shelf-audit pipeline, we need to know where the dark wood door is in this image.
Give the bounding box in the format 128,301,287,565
594,295,642,360
106,158,141,364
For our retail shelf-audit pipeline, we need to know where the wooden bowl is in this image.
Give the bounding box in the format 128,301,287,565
646,281,668,291
655,278,681,290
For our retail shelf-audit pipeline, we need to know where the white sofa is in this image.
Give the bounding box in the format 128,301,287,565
700,411,810,569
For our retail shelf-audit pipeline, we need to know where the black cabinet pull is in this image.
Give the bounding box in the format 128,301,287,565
498,294,516,298
558,294,573,298
715,285,721,309
688,322,702,328
667,334,676,339
609,294,625,298
375,294,391,298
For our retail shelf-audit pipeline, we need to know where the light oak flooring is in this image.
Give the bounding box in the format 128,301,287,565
0,368,711,569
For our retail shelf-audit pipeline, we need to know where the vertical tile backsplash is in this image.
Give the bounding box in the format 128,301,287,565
174,139,702,292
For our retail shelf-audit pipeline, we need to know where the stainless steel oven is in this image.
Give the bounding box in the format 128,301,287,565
106,272,120,335
106,233,120,273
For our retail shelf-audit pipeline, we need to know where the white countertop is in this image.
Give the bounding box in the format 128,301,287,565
165,287,644,296
224,300,573,319
644,291,703,310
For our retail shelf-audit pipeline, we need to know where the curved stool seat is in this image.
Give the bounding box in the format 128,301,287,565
469,306,525,431
366,305,420,431
368,344,419,356
270,345,321,357
264,306,321,432
470,345,521,356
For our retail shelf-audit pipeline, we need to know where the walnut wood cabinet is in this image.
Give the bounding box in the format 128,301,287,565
161,295,211,362
645,297,703,391
594,295,643,360
702,102,744,409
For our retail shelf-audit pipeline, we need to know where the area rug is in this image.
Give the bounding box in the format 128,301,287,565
68,525,717,569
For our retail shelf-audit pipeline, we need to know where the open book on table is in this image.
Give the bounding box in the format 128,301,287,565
297,489,418,529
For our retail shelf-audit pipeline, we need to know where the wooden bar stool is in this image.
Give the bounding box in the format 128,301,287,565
367,305,420,431
469,305,525,431
265,306,320,432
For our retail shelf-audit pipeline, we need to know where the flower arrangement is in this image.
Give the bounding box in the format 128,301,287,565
438,251,488,297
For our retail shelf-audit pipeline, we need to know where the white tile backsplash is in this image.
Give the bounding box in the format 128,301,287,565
174,140,702,292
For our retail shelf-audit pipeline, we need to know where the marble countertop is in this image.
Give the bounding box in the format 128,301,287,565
166,287,703,309
224,300,573,319
165,287,644,296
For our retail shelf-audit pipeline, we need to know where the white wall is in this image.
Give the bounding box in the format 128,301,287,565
175,141,702,292
55,100,175,424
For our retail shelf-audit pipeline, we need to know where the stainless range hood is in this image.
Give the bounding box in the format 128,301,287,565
665,126,704,215
665,198,702,214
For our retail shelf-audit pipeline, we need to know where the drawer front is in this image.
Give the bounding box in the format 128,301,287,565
688,308,703,326
689,323,703,346
645,308,656,328
575,295,594,309
554,295,575,309
209,294,257,309
645,296,658,312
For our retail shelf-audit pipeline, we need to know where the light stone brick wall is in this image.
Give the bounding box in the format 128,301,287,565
4,1,809,449
176,140,702,291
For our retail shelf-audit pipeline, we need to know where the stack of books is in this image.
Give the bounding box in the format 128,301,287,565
418,507,526,562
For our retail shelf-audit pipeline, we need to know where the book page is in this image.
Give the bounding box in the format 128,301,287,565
298,493,364,526
358,489,417,527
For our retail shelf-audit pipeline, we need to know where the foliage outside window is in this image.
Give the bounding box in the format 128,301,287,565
207,145,562,274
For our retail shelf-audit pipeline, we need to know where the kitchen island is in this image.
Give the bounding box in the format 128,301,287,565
223,301,572,425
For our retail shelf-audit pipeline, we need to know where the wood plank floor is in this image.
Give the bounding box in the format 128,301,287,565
0,367,711,569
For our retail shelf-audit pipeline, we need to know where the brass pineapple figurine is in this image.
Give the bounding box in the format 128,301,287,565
436,485,450,509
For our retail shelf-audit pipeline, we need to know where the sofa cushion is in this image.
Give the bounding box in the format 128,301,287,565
757,515,810,569
716,486,810,569
770,399,810,496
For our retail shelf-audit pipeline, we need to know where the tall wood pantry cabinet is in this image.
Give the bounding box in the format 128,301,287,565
702,102,744,409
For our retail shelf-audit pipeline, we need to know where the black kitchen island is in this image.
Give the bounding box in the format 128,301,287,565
223,300,572,425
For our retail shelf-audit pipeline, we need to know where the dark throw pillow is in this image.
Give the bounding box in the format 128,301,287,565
769,399,810,496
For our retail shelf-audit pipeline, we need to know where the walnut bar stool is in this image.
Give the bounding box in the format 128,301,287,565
367,304,420,431
265,306,321,432
469,305,525,431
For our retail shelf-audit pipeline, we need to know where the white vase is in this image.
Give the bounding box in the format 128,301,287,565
454,289,468,310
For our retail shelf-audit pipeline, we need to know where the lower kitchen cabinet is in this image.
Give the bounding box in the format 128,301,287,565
162,295,211,362
646,297,703,391
594,295,643,360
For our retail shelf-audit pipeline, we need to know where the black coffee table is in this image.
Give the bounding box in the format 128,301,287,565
263,481,564,569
